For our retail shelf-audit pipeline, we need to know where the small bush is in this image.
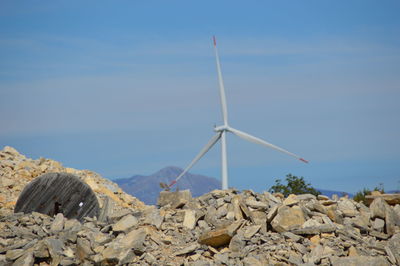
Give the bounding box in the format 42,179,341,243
353,185,384,205
269,174,320,197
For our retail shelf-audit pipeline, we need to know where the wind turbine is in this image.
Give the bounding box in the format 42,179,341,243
166,36,308,190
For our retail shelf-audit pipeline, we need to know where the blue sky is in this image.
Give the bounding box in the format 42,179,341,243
1,1,400,193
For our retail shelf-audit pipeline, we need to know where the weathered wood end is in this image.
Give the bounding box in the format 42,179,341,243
14,172,100,222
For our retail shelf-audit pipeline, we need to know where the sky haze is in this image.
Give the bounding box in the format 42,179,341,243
1,1,400,193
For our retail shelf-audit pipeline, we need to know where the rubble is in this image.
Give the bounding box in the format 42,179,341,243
366,192,400,205
1,146,400,265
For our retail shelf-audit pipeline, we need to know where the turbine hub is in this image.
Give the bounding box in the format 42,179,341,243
214,125,229,132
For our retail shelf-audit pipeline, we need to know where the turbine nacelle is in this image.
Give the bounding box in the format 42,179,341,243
214,125,230,132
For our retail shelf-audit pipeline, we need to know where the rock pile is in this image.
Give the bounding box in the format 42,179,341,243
1,146,400,265
0,146,145,218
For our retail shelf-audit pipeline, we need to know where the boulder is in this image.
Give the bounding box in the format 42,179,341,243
271,205,306,233
331,256,389,266
198,228,233,248
112,214,138,233
366,194,400,205
157,190,192,208
183,209,197,230
119,228,147,252
370,197,389,219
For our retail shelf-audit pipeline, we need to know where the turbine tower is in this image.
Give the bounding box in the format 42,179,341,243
167,36,308,190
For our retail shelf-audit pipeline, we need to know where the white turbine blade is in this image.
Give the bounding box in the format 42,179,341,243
213,36,229,125
168,132,222,187
228,127,309,163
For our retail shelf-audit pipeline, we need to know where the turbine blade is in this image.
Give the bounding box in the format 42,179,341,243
168,132,222,187
227,127,309,163
213,36,229,125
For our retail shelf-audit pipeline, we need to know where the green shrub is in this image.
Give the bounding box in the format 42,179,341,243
353,185,384,205
269,174,320,197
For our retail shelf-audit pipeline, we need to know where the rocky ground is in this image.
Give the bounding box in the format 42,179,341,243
1,146,400,265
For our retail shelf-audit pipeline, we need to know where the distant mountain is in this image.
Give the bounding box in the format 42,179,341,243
114,166,221,205
316,189,354,198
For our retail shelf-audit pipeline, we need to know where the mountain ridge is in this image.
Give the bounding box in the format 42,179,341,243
114,166,221,205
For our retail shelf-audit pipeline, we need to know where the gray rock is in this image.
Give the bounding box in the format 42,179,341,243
351,212,370,231
63,247,75,258
370,197,388,219
204,206,219,226
50,213,65,232
243,225,261,239
183,209,196,229
157,190,192,208
250,211,267,233
119,228,147,253
387,233,400,265
282,231,302,242
293,242,308,254
215,198,225,208
296,194,317,201
271,205,306,233
93,231,112,245
266,204,279,222
214,252,229,264
173,243,199,256
143,208,163,229
216,204,228,218
98,196,114,222
366,194,400,205
326,205,343,224
243,256,266,266
144,253,157,264
33,240,49,258
263,191,281,204
76,237,94,261
5,249,24,261
385,207,396,236
198,227,233,248
369,230,389,240
308,200,327,214
385,245,397,265
337,199,358,217
229,233,245,252
12,251,34,266
232,195,244,220
60,258,76,266
0,255,7,266
317,195,329,201
106,208,132,223
308,244,323,264
330,256,390,266
283,194,299,206
245,199,268,210
373,218,385,232
112,214,138,233
394,204,400,217
101,242,135,264
239,200,253,221
192,260,213,266
64,218,81,231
